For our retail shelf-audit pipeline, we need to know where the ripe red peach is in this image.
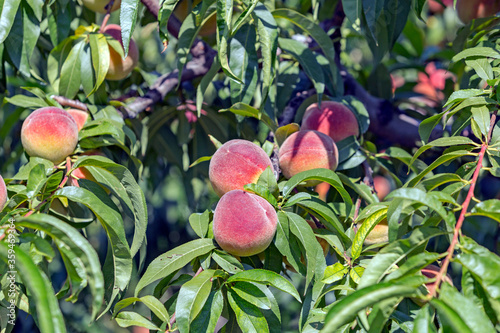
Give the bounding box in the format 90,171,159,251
213,190,278,257
71,151,108,191
67,109,89,131
103,24,139,81
456,0,500,24
81,0,121,14
363,219,388,245
301,101,359,143
278,130,339,185
428,0,453,13
373,176,392,201
209,139,273,197
0,175,7,210
21,107,79,164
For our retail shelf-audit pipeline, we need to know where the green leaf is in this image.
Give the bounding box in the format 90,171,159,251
59,40,84,99
48,36,75,90
322,262,348,284
16,214,104,320
296,198,347,242
115,311,160,330
113,295,169,323
430,299,473,333
216,0,241,83
471,106,491,139
456,237,500,301
275,123,300,147
220,102,277,131
413,304,437,333
278,37,325,102
0,243,66,333
119,0,140,56
189,210,210,238
384,252,445,282
176,269,216,333
227,268,301,303
352,208,387,260
196,60,221,115
229,23,259,105
53,186,132,316
191,289,224,333
231,281,272,310
253,3,278,106
287,212,327,290
244,183,278,207
283,192,311,208
212,250,244,274
409,136,477,169
272,8,339,94
358,227,445,289
157,0,178,46
227,288,270,333
466,58,494,81
470,199,500,223
282,168,352,217
350,266,365,284
406,151,475,187
72,156,147,257
275,212,303,274
322,278,422,332
89,33,110,95
0,0,21,43
439,283,495,332
135,238,216,295
452,47,500,62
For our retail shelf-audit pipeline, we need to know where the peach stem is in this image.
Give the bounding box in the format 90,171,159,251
427,110,497,299
99,0,115,33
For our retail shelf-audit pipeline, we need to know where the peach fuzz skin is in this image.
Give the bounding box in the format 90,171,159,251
278,130,339,186
456,0,500,24
209,139,273,197
103,24,139,81
301,101,359,143
81,0,121,14
213,190,278,257
67,109,89,131
21,107,79,164
0,175,7,210
364,219,388,245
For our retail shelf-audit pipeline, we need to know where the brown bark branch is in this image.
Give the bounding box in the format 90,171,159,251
51,95,88,111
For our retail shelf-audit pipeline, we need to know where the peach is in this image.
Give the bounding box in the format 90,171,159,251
103,24,139,81
278,130,339,185
209,139,273,197
456,0,500,24
363,219,388,245
213,190,278,257
67,109,89,131
301,101,359,143
21,107,79,164
71,151,108,189
428,0,453,13
173,0,217,36
81,0,121,14
0,175,7,210
373,176,392,201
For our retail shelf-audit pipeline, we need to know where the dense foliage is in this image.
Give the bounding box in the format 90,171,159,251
1,0,500,332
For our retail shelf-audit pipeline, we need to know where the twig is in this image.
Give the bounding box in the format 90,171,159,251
427,110,498,299
51,95,88,111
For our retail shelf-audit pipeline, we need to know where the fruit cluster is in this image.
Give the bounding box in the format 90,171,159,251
207,100,388,257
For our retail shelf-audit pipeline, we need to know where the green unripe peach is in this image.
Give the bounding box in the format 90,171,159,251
213,190,278,257
301,101,359,143
209,139,274,197
0,175,7,210
81,0,121,14
363,219,388,245
21,107,79,164
278,130,339,185
103,24,139,81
